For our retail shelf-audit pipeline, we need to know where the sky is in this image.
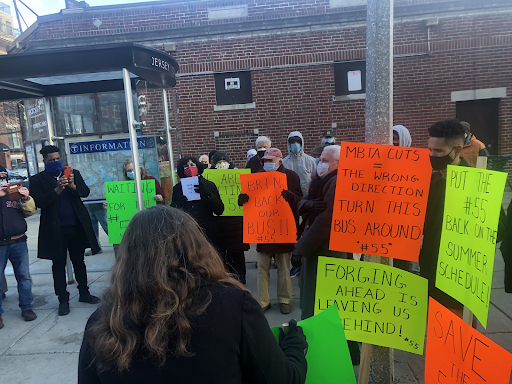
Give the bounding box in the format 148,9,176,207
7,0,156,30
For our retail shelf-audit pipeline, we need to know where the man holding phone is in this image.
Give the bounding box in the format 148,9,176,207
0,166,38,329
30,146,100,316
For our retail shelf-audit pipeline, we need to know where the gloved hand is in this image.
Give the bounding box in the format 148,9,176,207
238,193,249,206
194,183,212,199
281,189,294,203
279,319,308,356
303,199,328,213
291,252,302,268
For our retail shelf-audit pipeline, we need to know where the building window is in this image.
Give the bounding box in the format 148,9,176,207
6,125,22,150
334,60,366,100
52,91,138,136
214,71,253,106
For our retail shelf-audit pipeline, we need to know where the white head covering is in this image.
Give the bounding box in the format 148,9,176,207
392,125,412,147
247,149,257,159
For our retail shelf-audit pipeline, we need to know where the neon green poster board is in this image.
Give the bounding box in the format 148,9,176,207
315,257,428,354
203,169,250,216
435,166,507,328
105,180,157,244
271,305,356,384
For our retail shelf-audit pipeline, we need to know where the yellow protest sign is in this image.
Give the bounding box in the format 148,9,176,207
203,169,250,216
315,257,428,354
436,166,507,328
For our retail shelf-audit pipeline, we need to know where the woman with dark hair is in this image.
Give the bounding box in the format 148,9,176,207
210,151,249,284
78,206,308,383
171,156,224,242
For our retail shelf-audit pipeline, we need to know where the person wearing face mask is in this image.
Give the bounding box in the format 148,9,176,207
289,145,360,363
29,145,100,316
459,121,489,168
171,156,224,244
210,151,249,284
247,149,257,161
392,125,412,147
420,119,469,315
283,131,317,196
0,165,38,329
198,154,210,169
310,130,336,160
123,159,165,203
290,145,343,319
238,148,302,313
245,136,272,173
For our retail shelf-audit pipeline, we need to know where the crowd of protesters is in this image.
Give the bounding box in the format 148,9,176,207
1,118,510,384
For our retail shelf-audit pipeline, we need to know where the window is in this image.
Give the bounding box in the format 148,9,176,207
6,125,22,150
5,21,11,35
52,91,138,136
214,71,253,107
334,60,366,100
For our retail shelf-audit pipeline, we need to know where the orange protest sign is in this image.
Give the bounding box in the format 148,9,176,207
240,172,297,244
425,298,512,384
329,142,432,261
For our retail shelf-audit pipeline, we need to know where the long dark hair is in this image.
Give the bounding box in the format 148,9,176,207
88,206,245,372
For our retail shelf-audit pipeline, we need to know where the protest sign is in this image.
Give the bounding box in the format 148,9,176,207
240,172,297,243
181,176,201,201
315,257,428,354
105,180,157,244
436,166,507,328
203,169,250,216
271,305,356,384
425,298,512,384
329,142,431,261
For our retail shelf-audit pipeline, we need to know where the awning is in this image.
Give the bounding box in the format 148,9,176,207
0,43,179,101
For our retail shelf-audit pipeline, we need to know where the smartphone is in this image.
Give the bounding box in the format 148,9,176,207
6,182,22,200
63,166,72,180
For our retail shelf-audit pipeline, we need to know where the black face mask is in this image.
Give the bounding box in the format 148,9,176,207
430,148,456,171
257,149,266,158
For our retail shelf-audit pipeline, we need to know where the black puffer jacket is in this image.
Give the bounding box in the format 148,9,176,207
171,157,224,243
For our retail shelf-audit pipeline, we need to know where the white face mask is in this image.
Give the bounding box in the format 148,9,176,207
316,162,331,178
0,178,7,186
215,161,230,169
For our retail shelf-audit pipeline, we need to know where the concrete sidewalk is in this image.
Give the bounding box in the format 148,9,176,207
1,213,511,384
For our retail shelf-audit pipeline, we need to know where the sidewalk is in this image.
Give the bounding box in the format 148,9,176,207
1,213,511,384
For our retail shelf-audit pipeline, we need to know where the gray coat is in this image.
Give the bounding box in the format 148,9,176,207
282,131,317,196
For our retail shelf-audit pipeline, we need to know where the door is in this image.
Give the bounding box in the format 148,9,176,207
456,99,500,155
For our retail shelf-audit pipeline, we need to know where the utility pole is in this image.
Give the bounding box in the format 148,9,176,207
363,0,394,382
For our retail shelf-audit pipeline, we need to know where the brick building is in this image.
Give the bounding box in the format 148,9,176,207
0,1,25,170
5,0,512,169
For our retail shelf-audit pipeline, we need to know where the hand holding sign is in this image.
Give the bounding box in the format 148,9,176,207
181,176,201,201
240,172,297,244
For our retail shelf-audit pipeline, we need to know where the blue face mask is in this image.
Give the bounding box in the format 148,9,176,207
315,158,321,165
324,138,335,144
126,171,135,180
45,160,63,175
263,162,276,172
290,143,301,154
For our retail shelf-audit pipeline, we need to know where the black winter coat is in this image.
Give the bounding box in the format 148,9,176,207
171,176,224,243
29,170,100,261
78,284,307,384
256,165,303,254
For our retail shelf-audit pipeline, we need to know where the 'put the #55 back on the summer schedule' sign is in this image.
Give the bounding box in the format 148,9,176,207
436,166,507,328
329,142,432,261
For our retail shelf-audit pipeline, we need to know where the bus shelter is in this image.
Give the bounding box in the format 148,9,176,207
0,43,179,211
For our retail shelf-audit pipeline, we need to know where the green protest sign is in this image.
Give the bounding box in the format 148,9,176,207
203,169,250,216
315,257,428,354
436,166,507,328
105,180,157,244
271,305,356,384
